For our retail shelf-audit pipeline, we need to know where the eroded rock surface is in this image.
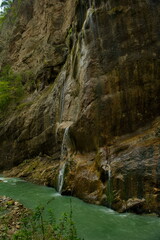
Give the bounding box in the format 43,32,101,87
0,0,160,214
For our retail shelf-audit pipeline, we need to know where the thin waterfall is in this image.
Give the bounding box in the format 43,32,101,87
60,127,69,159
59,81,65,123
108,164,111,180
86,0,98,46
107,164,112,207
59,71,66,123
57,127,70,193
57,163,66,193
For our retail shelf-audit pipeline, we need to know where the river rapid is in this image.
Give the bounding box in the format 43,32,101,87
0,177,160,240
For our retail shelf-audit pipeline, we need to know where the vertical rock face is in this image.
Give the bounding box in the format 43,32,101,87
0,0,160,214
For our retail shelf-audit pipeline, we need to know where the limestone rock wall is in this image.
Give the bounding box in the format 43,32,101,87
0,0,160,214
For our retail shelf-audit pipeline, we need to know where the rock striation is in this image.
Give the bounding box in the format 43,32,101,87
0,0,160,214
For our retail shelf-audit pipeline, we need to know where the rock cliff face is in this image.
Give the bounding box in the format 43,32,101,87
0,0,160,214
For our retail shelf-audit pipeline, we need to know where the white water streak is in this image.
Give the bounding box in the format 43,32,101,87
59,72,66,123
107,164,112,208
57,127,70,193
108,164,111,180
57,163,66,193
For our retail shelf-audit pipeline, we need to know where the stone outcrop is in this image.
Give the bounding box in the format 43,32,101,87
0,0,160,214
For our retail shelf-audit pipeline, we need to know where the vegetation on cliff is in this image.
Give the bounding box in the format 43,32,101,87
0,66,23,112
0,0,13,24
0,0,24,27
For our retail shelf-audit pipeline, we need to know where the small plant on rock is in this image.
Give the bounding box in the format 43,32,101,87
0,65,23,112
12,205,82,240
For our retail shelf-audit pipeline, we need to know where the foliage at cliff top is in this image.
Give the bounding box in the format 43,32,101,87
1,0,13,8
0,0,23,26
0,0,13,20
0,65,23,112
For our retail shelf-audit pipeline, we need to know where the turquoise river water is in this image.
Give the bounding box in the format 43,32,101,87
0,177,160,240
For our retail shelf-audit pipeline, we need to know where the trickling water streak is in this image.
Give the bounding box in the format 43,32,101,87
107,164,112,208
106,0,112,10
57,163,66,193
59,72,66,123
86,2,100,47
60,127,69,160
57,127,70,193
59,82,65,123
108,164,111,180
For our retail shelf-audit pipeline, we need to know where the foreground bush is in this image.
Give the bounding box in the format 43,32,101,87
0,200,83,240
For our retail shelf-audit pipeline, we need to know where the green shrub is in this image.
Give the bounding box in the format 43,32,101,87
12,205,83,240
0,65,23,112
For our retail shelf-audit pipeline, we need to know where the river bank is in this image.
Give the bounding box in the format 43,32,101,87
3,156,59,187
3,155,160,216
0,196,29,239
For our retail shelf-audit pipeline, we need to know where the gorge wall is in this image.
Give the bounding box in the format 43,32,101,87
0,0,160,214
